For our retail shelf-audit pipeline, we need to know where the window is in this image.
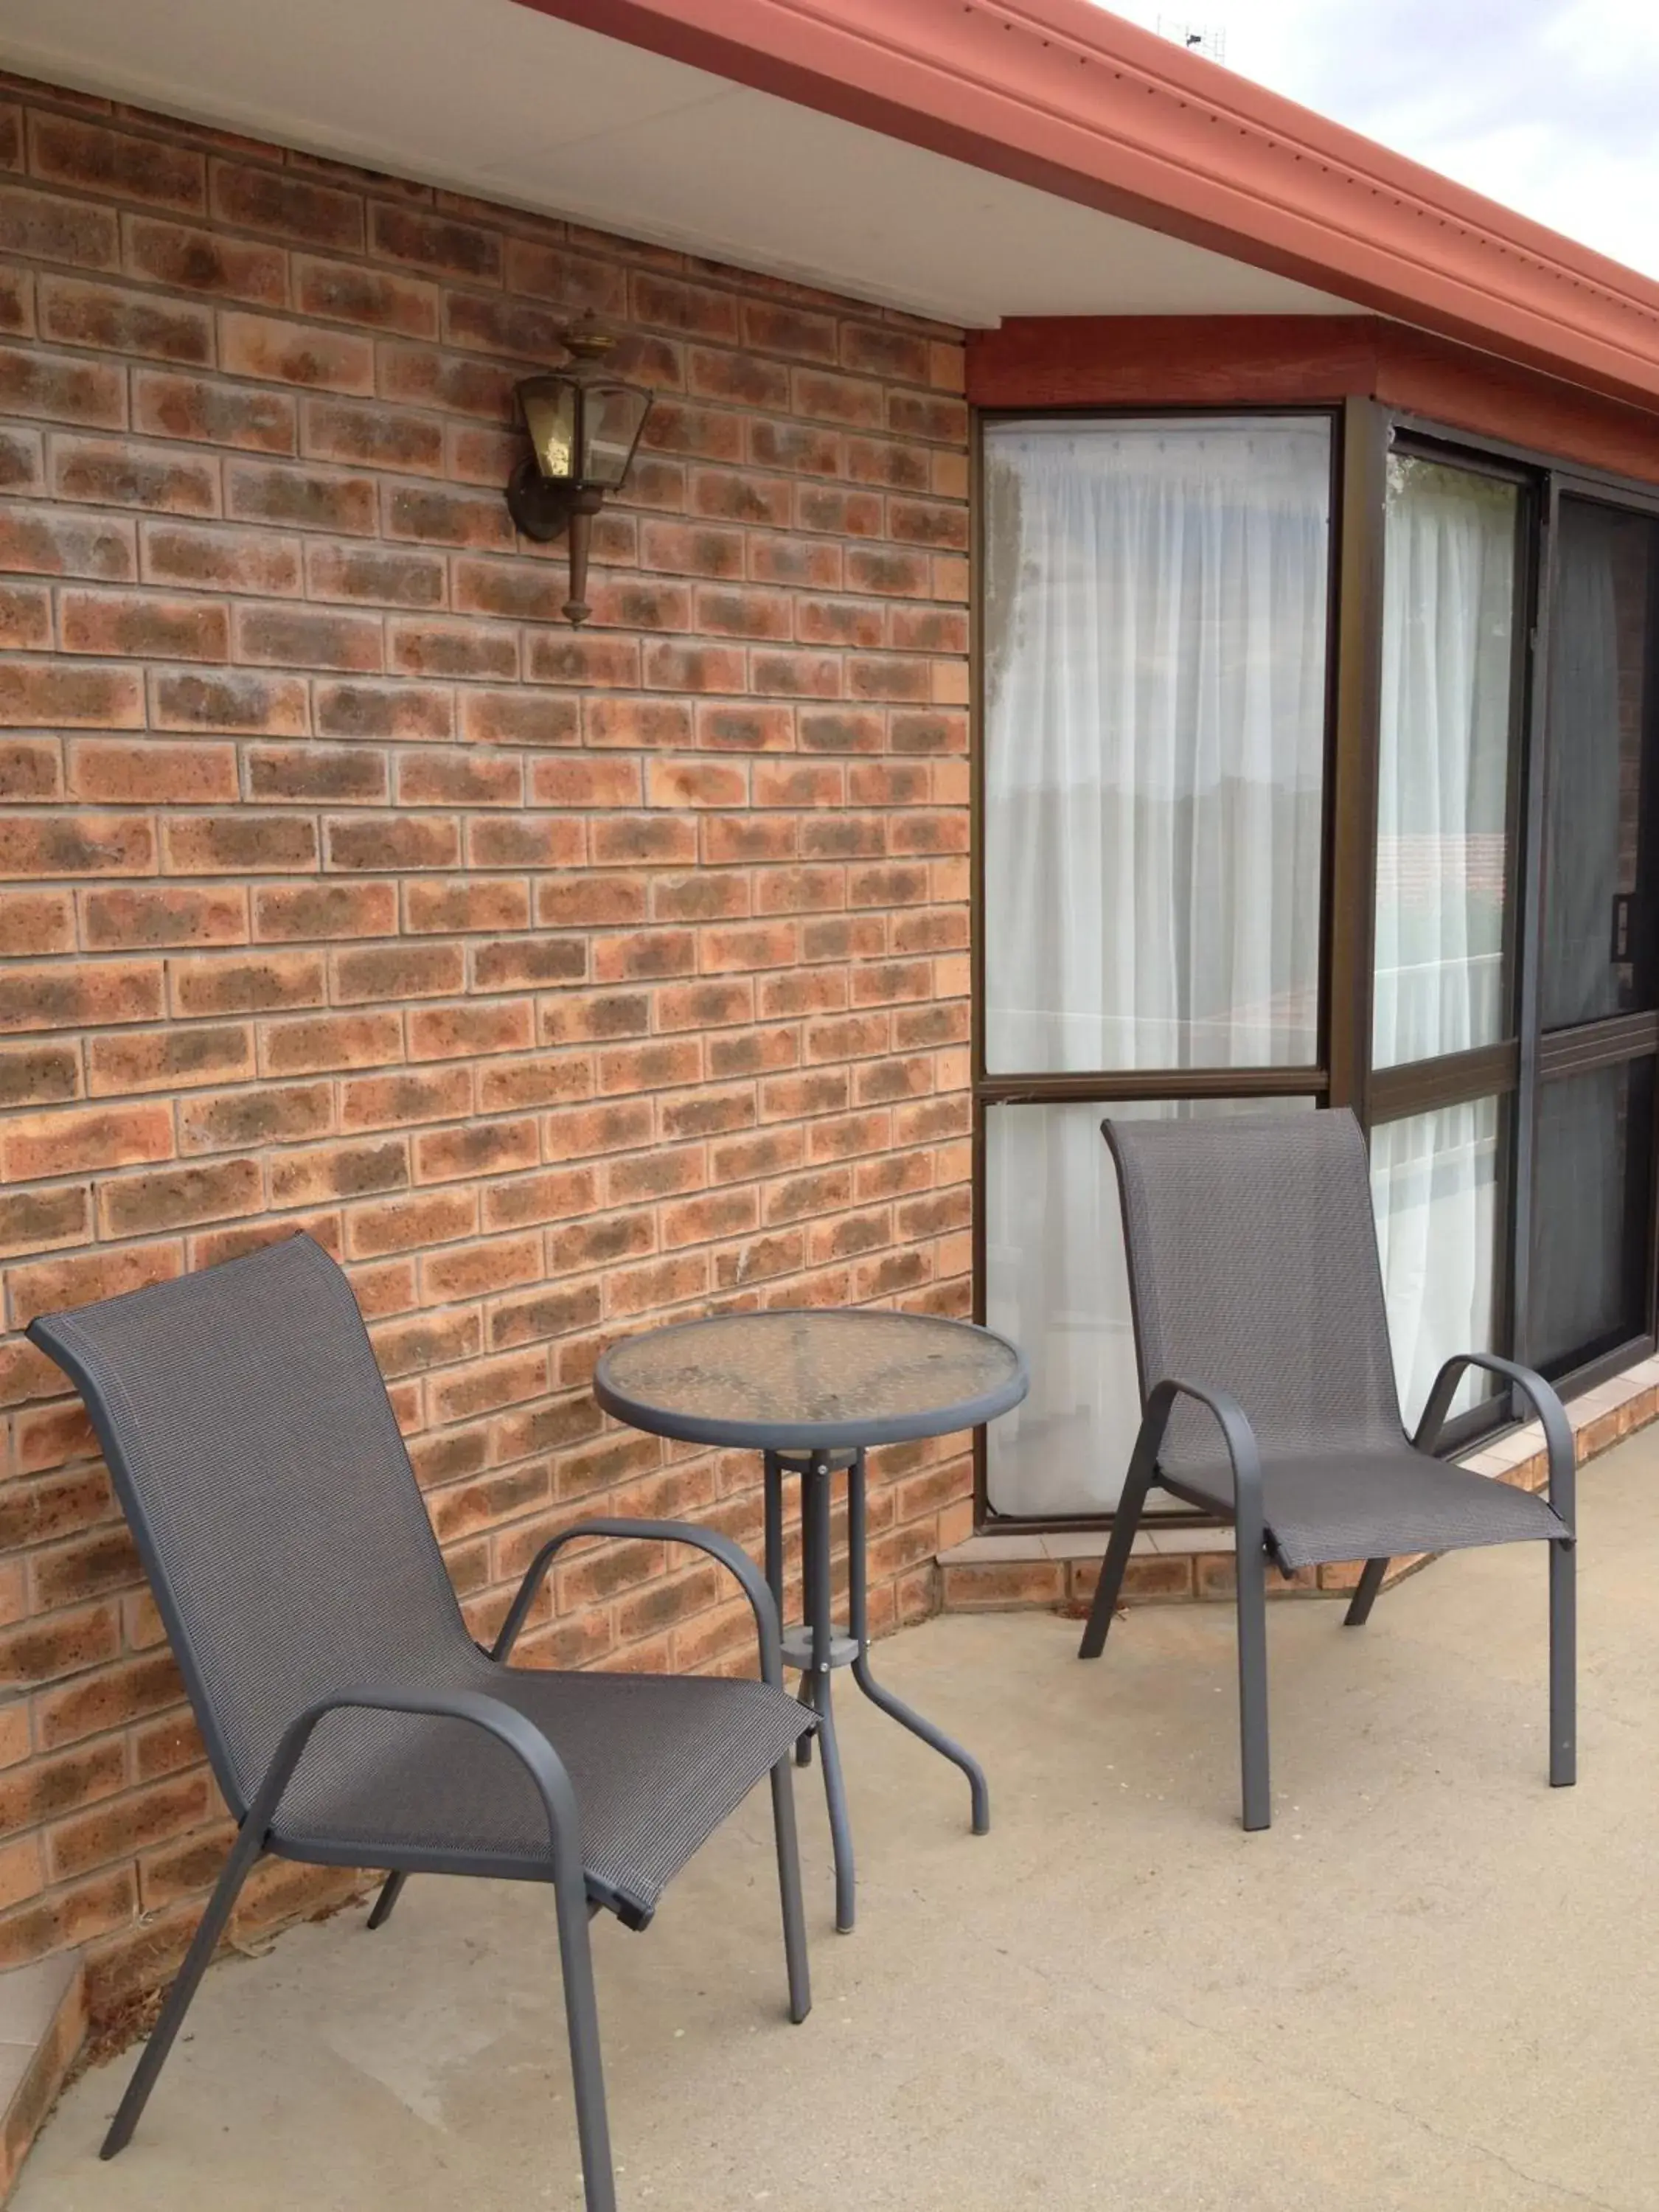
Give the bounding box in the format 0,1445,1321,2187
984,417,1331,1075
979,414,1333,1517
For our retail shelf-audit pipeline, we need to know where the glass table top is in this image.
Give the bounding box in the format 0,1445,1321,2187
594,1307,1028,1450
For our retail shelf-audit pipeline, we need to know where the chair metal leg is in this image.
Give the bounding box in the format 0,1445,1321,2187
102,1820,267,2157
366,1869,406,1929
1078,1461,1151,1660
552,1851,616,2212
1343,1556,1389,1627
769,1759,812,2023
1235,1535,1272,1833
1549,1537,1576,1788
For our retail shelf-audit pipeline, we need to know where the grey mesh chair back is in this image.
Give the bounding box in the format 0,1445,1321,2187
1107,1108,1405,1483
29,1232,467,1821
1081,1106,1576,1837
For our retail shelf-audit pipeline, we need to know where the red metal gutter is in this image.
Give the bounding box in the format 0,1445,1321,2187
517,0,1659,414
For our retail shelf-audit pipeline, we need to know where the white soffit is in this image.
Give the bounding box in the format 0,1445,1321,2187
0,0,1359,326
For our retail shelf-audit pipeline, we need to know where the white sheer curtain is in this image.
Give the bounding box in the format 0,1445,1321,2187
981,417,1330,1515
1370,1100,1500,1427
986,1099,1312,1514
984,418,1330,1074
1372,456,1517,1068
1370,456,1517,1419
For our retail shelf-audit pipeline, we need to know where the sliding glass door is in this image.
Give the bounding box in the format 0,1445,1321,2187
980,414,1333,1514
1368,451,1526,1425
1523,493,1659,1377
976,410,1659,1526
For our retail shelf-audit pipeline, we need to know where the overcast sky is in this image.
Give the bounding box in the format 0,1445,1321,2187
1102,1,1659,280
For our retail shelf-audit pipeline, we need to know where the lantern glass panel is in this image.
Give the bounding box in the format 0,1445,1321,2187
582,381,651,489
521,379,578,481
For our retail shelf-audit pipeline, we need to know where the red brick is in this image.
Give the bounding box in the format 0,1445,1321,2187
0,581,49,649
0,814,153,872
378,342,515,422
179,1079,333,1154
339,1066,472,1131
88,1021,254,1092
307,543,445,608
371,204,501,281
6,1242,183,1331
292,254,436,341
66,738,237,803
38,276,212,364
0,341,123,428
234,602,382,671
173,946,326,1019
0,502,133,582
150,668,309,733
139,521,300,595
260,1010,402,1077
160,813,318,874
383,481,513,551
741,301,838,362
123,215,285,305
98,1157,262,1239
314,680,452,741
302,396,442,473
247,742,387,804
248,883,397,947
133,369,296,453
389,616,517,680
0,184,119,270
30,112,201,208
0,887,74,955
225,460,377,535
219,310,375,394
50,436,217,515
524,630,641,689
405,878,534,936
504,237,627,315
211,162,364,250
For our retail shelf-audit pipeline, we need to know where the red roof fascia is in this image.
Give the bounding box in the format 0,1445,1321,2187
517,0,1659,414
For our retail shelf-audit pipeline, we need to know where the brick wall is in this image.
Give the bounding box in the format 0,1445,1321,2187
0,74,973,2015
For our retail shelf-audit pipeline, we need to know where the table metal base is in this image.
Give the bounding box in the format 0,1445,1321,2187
764,1447,989,1933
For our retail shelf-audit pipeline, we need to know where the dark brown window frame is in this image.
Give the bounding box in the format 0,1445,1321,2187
970,394,1659,1532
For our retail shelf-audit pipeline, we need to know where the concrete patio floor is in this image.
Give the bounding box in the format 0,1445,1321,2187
17,1427,1659,2212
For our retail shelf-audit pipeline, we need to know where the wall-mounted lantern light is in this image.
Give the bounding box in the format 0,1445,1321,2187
505,313,655,627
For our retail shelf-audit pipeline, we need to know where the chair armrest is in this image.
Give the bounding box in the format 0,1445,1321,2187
246,1684,588,1892
1415,1354,1575,1531
1138,1377,1280,1566
493,1518,785,1684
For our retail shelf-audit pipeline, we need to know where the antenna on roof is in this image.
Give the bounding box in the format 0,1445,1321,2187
1155,16,1228,64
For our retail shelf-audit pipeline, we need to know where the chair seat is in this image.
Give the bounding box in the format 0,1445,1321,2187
1164,1442,1569,1571
271,1659,813,1924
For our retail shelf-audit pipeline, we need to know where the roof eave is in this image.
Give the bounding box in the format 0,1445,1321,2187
516,0,1659,414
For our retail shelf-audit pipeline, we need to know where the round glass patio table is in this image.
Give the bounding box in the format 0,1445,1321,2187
594,1308,1028,1932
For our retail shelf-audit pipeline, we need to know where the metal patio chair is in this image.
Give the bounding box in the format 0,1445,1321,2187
1077,1109,1575,1832
29,1232,813,2212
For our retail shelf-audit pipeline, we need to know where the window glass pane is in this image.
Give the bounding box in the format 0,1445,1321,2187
1370,1097,1503,1427
985,1096,1314,1517
1528,1058,1655,1372
1373,456,1519,1070
1541,499,1659,1030
982,417,1330,1074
